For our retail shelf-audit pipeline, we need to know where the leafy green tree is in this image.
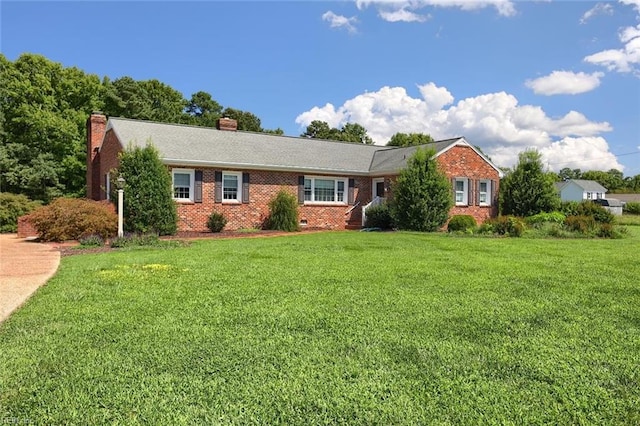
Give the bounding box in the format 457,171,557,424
114,143,177,235
558,167,581,181
267,190,299,231
0,53,105,201
500,150,560,217
389,147,452,231
340,123,374,144
221,107,262,132
184,91,222,127
387,132,434,147
103,77,186,123
301,120,373,144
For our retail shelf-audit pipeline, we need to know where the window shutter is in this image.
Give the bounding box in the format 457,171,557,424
242,172,250,204
214,171,222,203
348,178,355,205
468,179,474,206
194,170,203,203
491,180,498,207
298,176,305,205
451,178,456,201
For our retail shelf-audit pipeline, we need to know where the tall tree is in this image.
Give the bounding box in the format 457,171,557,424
389,147,452,231
558,167,582,181
387,132,434,147
103,77,186,123
500,150,560,217
221,107,262,132
301,120,373,144
184,90,222,127
0,53,104,201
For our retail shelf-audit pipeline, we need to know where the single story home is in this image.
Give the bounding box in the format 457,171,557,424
555,179,607,202
86,113,503,232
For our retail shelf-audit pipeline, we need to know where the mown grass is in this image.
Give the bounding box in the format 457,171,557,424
1,230,639,424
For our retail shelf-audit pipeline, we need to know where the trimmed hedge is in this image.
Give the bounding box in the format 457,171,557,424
27,198,117,242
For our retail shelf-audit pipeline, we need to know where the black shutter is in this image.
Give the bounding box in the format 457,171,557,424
194,170,203,203
491,180,497,207
348,178,355,205
214,171,222,203
242,172,250,203
468,179,474,206
451,178,456,203
298,176,305,205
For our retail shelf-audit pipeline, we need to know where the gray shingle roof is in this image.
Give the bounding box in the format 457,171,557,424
108,118,382,175
105,118,502,176
557,179,608,192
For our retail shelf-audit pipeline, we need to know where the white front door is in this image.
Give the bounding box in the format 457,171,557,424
372,178,385,199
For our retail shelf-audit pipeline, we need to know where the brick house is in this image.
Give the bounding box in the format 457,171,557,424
86,113,503,231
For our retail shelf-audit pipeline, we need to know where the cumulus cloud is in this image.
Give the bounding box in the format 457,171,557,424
379,8,430,23
525,71,604,95
584,2,640,75
355,0,516,21
580,3,613,24
295,83,622,171
322,11,358,33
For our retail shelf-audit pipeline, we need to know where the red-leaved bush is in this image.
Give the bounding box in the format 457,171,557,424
28,198,117,242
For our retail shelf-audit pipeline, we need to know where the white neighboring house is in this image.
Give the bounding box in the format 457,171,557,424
555,179,607,202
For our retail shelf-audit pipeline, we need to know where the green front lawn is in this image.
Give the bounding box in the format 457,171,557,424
1,231,639,424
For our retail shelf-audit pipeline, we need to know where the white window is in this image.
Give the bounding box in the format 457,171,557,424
479,180,491,206
303,176,347,204
223,171,242,202
586,192,592,200
172,168,195,202
454,178,468,206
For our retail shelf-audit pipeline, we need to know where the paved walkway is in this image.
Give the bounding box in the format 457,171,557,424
0,234,61,323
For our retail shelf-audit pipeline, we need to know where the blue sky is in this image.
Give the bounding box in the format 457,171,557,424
2,0,639,175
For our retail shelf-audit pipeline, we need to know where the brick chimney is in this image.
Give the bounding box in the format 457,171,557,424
86,112,107,199
217,117,238,131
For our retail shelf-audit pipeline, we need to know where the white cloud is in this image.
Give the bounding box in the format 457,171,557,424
580,3,613,24
322,11,358,33
379,8,430,23
295,83,622,171
525,71,604,95
355,0,516,20
584,2,640,76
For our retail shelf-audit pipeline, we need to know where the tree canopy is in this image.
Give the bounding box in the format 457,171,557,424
0,53,279,202
386,132,434,147
500,150,560,217
301,120,374,144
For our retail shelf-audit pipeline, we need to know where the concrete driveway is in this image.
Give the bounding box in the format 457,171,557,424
0,234,61,323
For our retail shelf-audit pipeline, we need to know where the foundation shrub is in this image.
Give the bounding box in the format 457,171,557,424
207,212,227,233
447,215,477,233
28,198,117,242
267,190,299,232
364,204,394,229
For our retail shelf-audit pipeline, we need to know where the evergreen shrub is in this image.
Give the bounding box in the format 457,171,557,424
207,211,227,233
267,190,299,231
447,215,477,233
364,204,394,229
0,193,41,233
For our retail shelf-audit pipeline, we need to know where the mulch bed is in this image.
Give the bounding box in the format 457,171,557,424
56,228,331,257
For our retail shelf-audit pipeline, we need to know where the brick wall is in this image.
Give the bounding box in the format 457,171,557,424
437,145,500,224
174,169,370,231
97,130,124,200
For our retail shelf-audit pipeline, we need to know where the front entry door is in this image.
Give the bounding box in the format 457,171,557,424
372,178,385,199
